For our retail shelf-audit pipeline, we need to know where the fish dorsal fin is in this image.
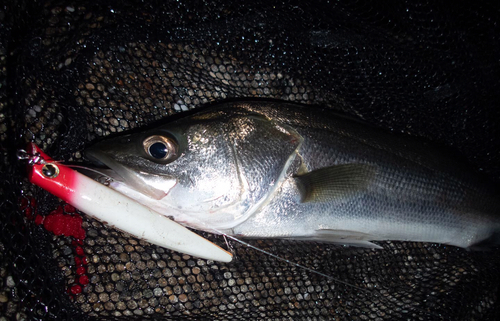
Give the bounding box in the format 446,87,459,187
294,164,376,203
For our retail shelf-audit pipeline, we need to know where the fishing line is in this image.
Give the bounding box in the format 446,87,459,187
191,219,437,318
17,151,107,177
214,230,368,292
217,231,439,318
64,164,113,178
183,214,373,294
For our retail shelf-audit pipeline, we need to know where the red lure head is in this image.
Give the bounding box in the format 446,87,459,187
25,143,77,203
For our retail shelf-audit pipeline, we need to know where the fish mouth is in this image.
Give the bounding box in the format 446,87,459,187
85,147,177,200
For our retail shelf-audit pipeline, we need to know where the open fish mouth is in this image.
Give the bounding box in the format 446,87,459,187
83,150,126,183
85,146,177,201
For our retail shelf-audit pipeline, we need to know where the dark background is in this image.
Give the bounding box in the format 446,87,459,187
1,1,499,320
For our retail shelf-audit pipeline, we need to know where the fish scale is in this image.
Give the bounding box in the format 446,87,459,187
86,101,500,250
244,106,500,249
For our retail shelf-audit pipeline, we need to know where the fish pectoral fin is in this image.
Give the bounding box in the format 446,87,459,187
310,229,383,249
294,164,376,203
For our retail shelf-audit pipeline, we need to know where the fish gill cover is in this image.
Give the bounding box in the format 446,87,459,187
1,0,500,320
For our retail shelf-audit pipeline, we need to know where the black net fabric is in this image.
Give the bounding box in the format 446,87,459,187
1,1,500,320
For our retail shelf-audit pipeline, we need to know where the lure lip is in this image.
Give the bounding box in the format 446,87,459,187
24,143,233,263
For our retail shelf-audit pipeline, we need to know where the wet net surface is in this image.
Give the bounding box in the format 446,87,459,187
1,0,500,320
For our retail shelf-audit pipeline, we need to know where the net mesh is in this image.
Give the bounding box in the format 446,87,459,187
1,0,500,320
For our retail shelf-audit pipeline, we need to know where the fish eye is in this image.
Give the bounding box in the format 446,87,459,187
149,142,168,159
143,135,178,163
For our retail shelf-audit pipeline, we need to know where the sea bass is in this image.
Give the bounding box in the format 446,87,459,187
86,101,500,249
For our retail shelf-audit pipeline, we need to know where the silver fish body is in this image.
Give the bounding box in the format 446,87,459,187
86,101,500,248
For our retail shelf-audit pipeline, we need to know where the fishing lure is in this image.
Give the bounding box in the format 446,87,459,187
19,143,233,263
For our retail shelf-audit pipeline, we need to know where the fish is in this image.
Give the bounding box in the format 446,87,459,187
85,101,500,249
